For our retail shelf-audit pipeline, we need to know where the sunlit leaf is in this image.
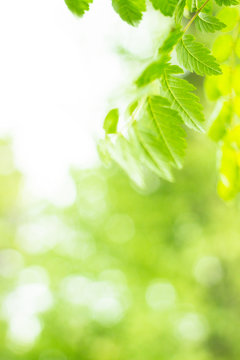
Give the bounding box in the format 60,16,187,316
195,13,226,33
103,134,146,187
235,37,240,59
160,71,205,131
112,0,146,25
234,96,240,117
64,0,93,16
217,7,239,32
176,34,222,76
150,0,179,16
103,109,119,134
175,0,186,24
159,27,183,54
218,142,240,200
215,0,239,6
208,102,232,142
204,76,221,101
233,65,240,95
135,56,170,87
136,57,182,87
136,96,186,170
212,35,233,63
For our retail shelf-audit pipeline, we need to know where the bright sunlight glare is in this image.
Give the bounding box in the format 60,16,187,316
0,0,168,206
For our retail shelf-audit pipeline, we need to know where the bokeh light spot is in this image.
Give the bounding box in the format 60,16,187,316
16,216,68,254
194,256,223,286
7,315,42,347
176,313,208,342
0,249,24,278
146,281,176,310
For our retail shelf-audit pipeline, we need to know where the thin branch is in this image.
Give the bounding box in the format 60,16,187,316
184,0,211,33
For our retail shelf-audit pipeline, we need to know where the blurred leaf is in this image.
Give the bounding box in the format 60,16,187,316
127,100,139,116
217,65,232,96
217,7,239,32
103,134,146,187
218,142,240,200
103,109,119,134
234,96,240,117
150,0,179,16
112,0,146,25
159,27,183,54
233,65,240,95
135,56,170,87
187,0,197,11
205,65,232,100
227,124,240,148
235,37,240,59
64,0,93,16
212,34,233,63
204,76,221,101
208,102,232,142
215,0,239,6
102,96,187,183
197,0,213,13
175,0,186,24
135,57,182,87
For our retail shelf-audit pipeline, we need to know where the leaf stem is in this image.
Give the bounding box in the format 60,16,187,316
122,0,211,132
184,0,211,33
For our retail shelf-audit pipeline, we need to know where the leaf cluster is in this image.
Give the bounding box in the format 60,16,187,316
65,0,240,200
205,6,240,200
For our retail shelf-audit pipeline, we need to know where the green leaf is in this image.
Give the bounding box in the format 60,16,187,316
218,141,240,200
135,56,183,88
212,35,233,62
208,102,232,142
204,65,232,101
135,28,183,87
127,100,139,116
64,0,93,16
233,65,240,95
187,0,197,11
137,96,186,170
131,124,174,181
112,0,146,26
217,7,239,32
135,56,170,87
101,96,187,185
227,125,240,149
176,34,222,76
103,109,119,134
195,13,226,33
175,0,186,24
215,0,239,6
97,139,111,165
159,27,183,54
160,71,205,132
150,0,179,16
103,134,146,187
235,37,240,59
216,65,232,96
204,76,221,101
197,0,213,13
234,96,240,117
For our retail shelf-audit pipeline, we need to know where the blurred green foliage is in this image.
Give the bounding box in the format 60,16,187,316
1,135,240,360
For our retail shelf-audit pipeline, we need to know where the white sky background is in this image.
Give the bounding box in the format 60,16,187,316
0,1,168,206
